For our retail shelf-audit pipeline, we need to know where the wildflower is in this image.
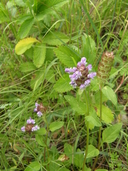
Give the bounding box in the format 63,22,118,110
21,117,40,133
65,57,96,89
34,103,43,117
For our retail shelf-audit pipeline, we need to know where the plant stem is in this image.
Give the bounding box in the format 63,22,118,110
92,86,102,171
82,91,90,171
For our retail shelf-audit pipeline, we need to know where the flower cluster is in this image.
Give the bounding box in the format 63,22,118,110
34,103,43,117
21,117,40,132
65,57,96,89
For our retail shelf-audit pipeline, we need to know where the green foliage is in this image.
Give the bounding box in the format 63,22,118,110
102,123,122,143
49,121,64,132
24,161,40,171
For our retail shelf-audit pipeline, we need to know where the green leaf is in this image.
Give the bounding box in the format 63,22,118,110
49,121,64,132
87,145,99,159
24,161,40,171
81,34,96,64
15,37,39,55
64,95,86,115
74,149,84,168
54,46,79,67
20,62,36,72
54,74,73,93
102,123,122,143
96,105,114,124
35,134,46,147
18,17,34,39
64,143,73,164
36,128,46,135
36,0,69,21
33,44,46,68
85,115,101,128
102,86,117,106
43,32,69,45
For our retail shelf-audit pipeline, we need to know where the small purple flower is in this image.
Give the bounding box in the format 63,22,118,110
21,126,25,132
87,64,92,71
87,72,96,79
34,102,43,117
27,117,35,124
37,111,43,117
65,57,96,89
31,125,40,132
34,102,39,112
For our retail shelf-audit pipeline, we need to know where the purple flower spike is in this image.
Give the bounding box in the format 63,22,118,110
65,57,96,90
37,111,43,117
34,102,39,112
88,72,97,79
31,125,40,132
21,126,25,132
27,117,35,124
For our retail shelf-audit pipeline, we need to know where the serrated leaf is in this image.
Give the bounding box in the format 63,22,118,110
18,18,34,39
85,115,101,128
15,37,39,55
96,105,114,124
20,62,36,72
102,86,117,106
43,32,69,45
64,95,86,115
24,161,40,171
54,46,80,67
49,121,64,132
87,145,99,159
102,123,122,143
33,44,46,68
54,74,73,93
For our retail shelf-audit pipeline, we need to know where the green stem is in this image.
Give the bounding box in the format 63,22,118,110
92,86,102,171
82,91,90,171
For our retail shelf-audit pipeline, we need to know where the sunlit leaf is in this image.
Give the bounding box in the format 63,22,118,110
86,145,99,158
15,37,39,55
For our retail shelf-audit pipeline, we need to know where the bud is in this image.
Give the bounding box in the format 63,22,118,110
97,52,114,84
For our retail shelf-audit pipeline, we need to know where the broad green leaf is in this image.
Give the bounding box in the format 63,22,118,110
64,95,86,115
102,86,117,106
96,105,114,124
14,0,26,7
36,128,46,135
54,74,73,93
59,168,70,171
102,123,122,143
35,134,46,147
49,121,64,132
64,143,73,164
74,149,84,168
36,0,69,21
43,32,69,45
81,33,96,64
33,44,46,68
54,46,79,67
24,161,40,171
18,18,34,39
85,115,101,128
15,37,39,55
20,62,36,72
87,145,99,159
